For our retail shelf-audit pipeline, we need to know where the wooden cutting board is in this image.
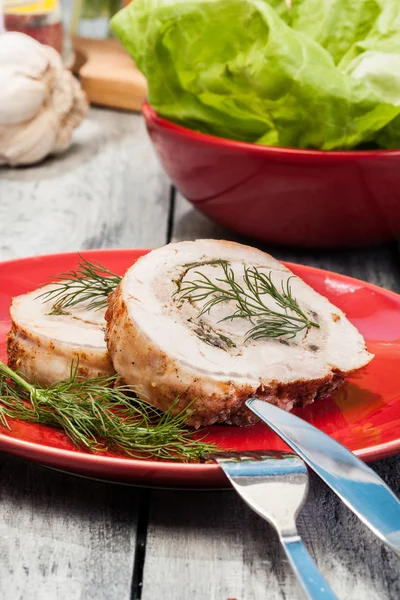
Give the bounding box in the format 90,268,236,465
72,36,147,112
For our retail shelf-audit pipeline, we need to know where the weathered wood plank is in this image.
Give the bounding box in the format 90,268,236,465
140,190,400,600
0,108,169,260
170,191,234,245
0,109,171,600
0,454,138,600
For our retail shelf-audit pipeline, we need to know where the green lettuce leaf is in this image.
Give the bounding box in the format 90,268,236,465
112,0,400,150
281,0,382,65
339,2,400,147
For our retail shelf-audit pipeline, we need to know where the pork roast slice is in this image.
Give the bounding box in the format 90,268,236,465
105,240,373,427
7,283,115,386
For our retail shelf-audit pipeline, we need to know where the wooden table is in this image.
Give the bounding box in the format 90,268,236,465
1,108,399,600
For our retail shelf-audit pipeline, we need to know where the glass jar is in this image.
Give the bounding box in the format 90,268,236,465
2,0,73,63
68,0,124,39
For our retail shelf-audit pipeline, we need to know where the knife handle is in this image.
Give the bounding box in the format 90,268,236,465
281,535,337,600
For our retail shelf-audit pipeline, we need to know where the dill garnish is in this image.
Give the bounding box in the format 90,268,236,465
0,362,217,462
38,256,122,313
37,255,319,341
177,261,319,341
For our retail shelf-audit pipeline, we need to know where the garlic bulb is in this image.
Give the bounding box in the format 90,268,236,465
0,32,88,166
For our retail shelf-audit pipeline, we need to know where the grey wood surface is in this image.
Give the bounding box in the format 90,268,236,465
1,109,400,600
0,456,138,600
0,108,170,260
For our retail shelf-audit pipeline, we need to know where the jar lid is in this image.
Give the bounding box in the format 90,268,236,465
4,0,60,15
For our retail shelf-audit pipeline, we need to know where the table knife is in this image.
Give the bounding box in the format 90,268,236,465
246,398,400,556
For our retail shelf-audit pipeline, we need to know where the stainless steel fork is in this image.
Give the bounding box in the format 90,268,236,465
209,451,337,600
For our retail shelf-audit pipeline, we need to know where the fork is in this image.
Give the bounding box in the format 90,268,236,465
209,451,337,600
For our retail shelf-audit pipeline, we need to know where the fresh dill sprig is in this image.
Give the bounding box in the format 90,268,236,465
37,255,122,313
177,262,319,341
0,362,217,462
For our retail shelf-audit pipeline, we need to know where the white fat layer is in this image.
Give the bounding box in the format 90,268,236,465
121,240,372,386
10,283,107,349
9,283,114,386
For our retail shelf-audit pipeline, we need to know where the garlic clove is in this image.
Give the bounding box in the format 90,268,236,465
54,89,89,153
51,67,75,119
0,32,49,79
0,108,57,166
0,67,47,125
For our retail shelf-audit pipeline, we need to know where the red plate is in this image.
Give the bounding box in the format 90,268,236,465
1,249,400,488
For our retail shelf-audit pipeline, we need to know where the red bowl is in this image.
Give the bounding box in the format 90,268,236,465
143,102,400,248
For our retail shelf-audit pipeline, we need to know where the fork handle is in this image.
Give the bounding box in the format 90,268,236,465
281,535,337,600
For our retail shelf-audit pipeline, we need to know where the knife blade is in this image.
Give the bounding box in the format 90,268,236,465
246,398,400,556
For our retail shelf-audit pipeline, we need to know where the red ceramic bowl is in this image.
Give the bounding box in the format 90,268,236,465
143,102,400,248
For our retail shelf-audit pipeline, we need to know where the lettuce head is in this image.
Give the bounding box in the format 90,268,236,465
112,0,400,150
